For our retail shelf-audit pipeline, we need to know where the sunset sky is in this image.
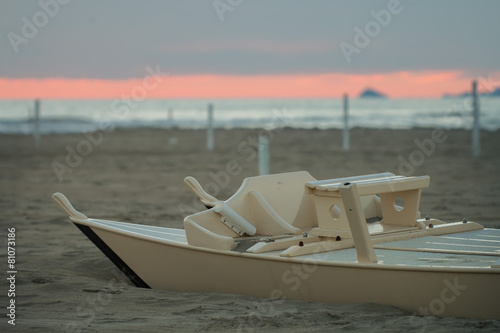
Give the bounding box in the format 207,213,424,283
1,0,499,99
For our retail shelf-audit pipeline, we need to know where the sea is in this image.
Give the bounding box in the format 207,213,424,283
0,98,499,134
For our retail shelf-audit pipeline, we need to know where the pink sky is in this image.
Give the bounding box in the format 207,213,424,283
0,70,483,99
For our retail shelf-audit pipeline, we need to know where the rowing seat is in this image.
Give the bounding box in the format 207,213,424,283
306,173,430,238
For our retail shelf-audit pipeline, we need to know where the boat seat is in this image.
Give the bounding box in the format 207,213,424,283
184,192,302,251
307,173,430,238
184,209,240,251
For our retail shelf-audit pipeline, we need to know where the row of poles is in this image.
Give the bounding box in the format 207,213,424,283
205,102,269,174
203,97,349,154
205,81,482,173
29,80,482,172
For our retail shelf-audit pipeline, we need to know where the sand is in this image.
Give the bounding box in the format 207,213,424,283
1,127,500,332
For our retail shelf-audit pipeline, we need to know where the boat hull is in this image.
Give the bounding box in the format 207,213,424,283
83,222,500,320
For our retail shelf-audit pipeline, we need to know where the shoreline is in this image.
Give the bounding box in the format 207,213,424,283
2,125,500,136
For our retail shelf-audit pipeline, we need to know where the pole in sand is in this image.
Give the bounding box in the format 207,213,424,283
167,107,174,129
471,80,480,157
258,134,269,175
207,103,214,151
34,99,41,150
342,93,350,151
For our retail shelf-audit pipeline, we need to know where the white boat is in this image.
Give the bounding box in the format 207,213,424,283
52,171,500,319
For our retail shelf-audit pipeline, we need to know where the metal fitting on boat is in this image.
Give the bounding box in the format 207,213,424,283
214,202,256,236
428,223,434,228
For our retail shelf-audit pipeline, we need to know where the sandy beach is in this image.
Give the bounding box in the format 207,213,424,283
1,127,500,332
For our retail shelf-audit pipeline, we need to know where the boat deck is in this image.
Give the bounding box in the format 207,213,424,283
298,245,499,269
374,229,500,255
88,219,188,243
84,219,500,270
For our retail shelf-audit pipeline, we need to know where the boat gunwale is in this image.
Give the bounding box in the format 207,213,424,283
70,217,500,275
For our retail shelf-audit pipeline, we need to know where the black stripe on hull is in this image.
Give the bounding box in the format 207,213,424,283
73,223,151,289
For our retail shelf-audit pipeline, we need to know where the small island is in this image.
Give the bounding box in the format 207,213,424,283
358,88,387,98
490,87,500,96
442,87,500,98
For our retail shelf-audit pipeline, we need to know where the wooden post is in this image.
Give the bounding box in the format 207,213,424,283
34,99,40,150
167,107,174,129
471,80,480,157
339,182,377,263
206,103,214,151
342,94,350,151
258,134,269,175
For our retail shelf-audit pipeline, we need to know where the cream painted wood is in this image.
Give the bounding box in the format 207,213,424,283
184,172,317,245
308,175,430,235
184,176,219,207
248,191,302,236
52,192,88,220
339,183,378,263
52,183,500,320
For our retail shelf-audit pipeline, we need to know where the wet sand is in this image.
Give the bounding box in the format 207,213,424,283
1,127,499,332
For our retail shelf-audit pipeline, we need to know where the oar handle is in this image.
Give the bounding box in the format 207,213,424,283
52,192,88,220
184,176,219,207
